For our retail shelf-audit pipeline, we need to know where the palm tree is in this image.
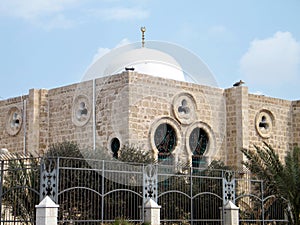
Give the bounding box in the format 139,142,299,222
241,142,300,225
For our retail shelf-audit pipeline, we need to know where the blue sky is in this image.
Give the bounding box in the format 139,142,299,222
0,0,300,100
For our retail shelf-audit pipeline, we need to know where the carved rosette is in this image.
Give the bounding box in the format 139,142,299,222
255,110,274,138
6,106,22,136
72,95,91,126
172,92,196,125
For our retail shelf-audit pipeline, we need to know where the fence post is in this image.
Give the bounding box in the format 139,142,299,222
35,196,59,225
40,158,59,203
143,164,160,224
144,198,161,225
222,171,239,225
222,200,239,225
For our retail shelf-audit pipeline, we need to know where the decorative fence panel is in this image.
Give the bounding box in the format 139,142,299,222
0,157,290,224
42,158,145,224
235,174,289,225
0,157,40,224
157,167,224,224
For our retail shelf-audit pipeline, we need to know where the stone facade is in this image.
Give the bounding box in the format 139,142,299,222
0,71,298,168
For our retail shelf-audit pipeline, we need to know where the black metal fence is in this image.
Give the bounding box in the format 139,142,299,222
0,156,40,224
0,156,289,224
235,176,289,225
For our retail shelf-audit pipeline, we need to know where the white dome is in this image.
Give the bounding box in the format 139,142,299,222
83,41,217,87
107,48,185,81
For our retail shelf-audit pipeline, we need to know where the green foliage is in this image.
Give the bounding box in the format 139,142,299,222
241,142,284,196
45,141,83,158
113,218,134,225
45,141,115,162
118,145,155,164
207,160,233,170
45,141,155,164
241,142,300,225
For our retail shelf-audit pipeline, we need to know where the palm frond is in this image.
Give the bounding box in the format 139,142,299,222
241,144,300,225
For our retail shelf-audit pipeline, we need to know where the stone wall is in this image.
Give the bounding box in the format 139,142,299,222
291,100,300,146
224,87,249,169
0,72,299,167
127,72,226,166
248,94,292,161
47,80,94,151
27,89,49,154
0,95,27,153
95,73,129,150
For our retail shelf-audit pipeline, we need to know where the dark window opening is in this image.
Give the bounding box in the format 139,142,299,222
111,138,120,159
154,123,177,161
189,127,209,168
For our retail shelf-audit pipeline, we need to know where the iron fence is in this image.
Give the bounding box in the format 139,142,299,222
0,157,40,224
157,166,224,224
0,156,289,224
235,174,289,225
53,158,144,224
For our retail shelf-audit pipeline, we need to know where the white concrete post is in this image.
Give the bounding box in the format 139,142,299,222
144,199,161,225
35,196,59,225
222,201,239,225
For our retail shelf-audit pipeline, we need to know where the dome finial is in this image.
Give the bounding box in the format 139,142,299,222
141,26,146,47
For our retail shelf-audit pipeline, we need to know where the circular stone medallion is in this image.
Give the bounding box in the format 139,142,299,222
6,106,22,136
172,93,196,124
72,95,91,126
255,110,274,138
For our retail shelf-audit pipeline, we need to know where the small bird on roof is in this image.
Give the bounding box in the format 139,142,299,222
125,67,135,71
233,80,245,87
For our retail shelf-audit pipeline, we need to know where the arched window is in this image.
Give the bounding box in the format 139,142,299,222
189,127,209,167
154,123,177,161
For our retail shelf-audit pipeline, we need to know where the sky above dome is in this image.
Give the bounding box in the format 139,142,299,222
0,0,300,100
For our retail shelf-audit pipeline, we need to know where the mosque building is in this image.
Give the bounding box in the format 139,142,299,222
1,28,299,169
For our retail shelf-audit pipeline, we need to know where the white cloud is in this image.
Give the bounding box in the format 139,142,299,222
44,14,74,30
29,14,75,30
0,0,79,19
92,38,131,63
0,1,149,29
240,31,300,86
88,7,149,21
0,0,80,30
